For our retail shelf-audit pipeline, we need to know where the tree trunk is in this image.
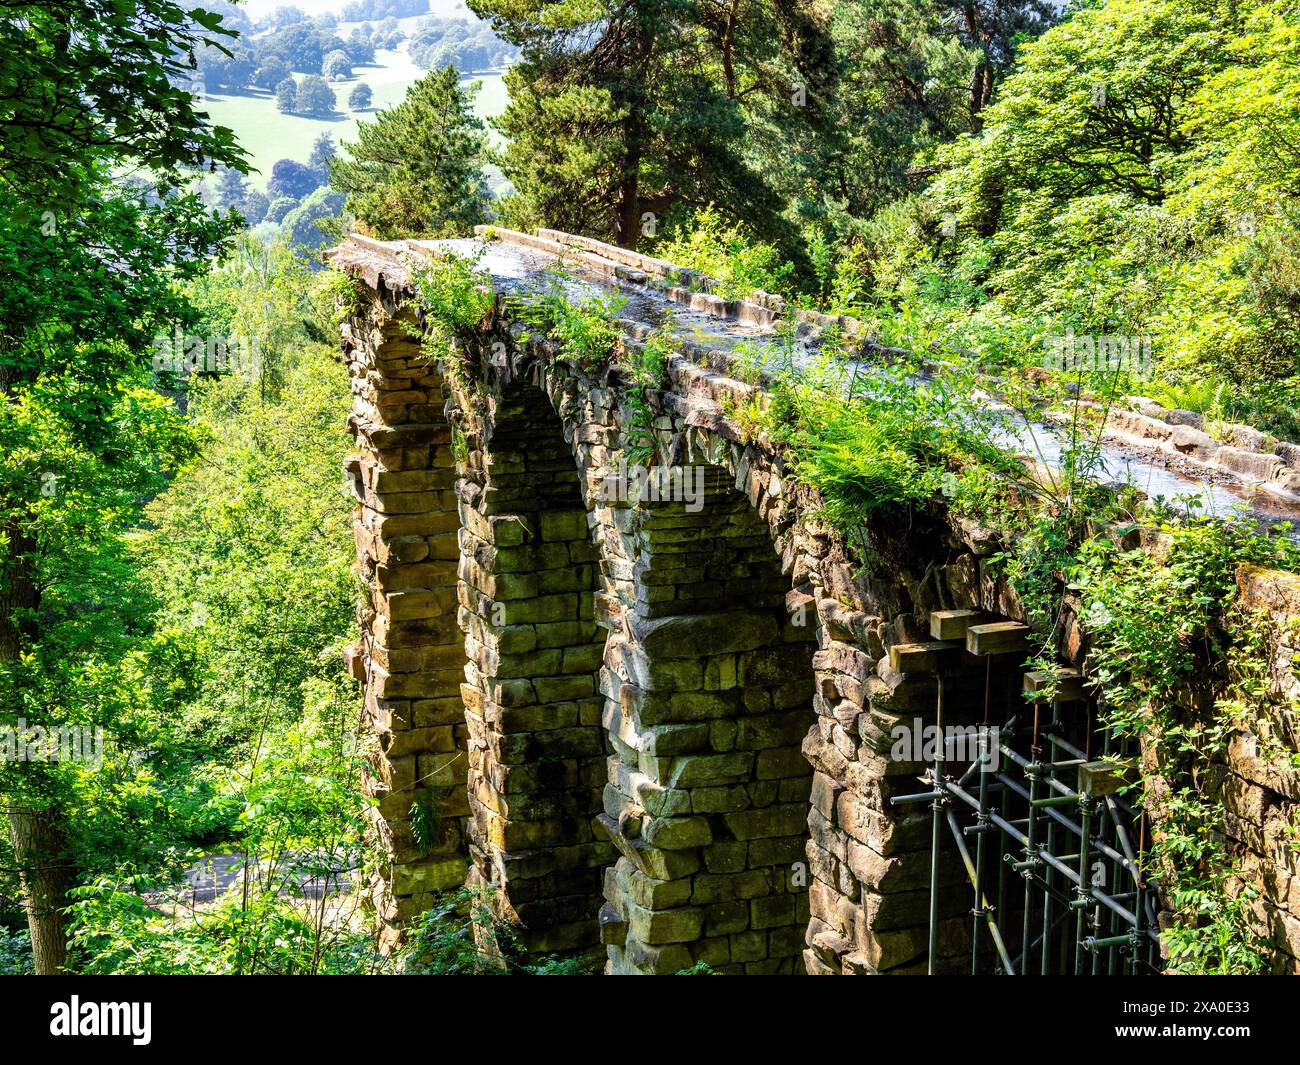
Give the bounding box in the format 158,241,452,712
614,19,652,250
614,135,642,250
968,62,987,133
1,519,70,974
7,805,72,974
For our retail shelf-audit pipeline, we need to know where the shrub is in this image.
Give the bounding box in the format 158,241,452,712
654,204,794,300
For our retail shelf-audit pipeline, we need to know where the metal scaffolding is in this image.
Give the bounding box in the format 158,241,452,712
890,610,1163,975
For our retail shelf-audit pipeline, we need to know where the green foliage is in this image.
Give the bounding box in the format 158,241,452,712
68,694,369,976
512,272,627,371
473,0,818,252
409,791,443,857
621,328,676,468
798,1,1055,241
281,186,348,251
653,205,793,300
0,1,247,207
910,0,1300,392
761,350,1017,532
329,67,488,239
0,925,34,975
399,886,593,975
409,251,496,368
316,266,366,328
4,0,1299,977
674,960,721,975
1069,520,1298,972
0,0,250,972
56,237,367,974
1143,377,1232,418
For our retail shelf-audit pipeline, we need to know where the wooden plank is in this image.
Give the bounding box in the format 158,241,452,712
1023,668,1086,702
889,641,963,674
929,609,982,641
1077,759,1134,797
966,621,1030,656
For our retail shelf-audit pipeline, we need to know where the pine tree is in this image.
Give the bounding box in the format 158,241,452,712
215,167,249,210
468,0,833,249
328,67,487,238
308,133,336,175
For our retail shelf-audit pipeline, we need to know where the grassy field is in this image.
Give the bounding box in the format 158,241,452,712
203,42,508,192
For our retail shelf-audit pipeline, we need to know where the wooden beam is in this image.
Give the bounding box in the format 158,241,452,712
966,621,1030,656
889,641,963,674
1023,668,1086,702
929,609,982,641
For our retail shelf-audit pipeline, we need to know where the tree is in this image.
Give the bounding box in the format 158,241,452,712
345,34,376,66
216,167,250,210
0,186,239,974
296,75,338,116
239,188,271,226
939,0,1057,132
269,158,325,200
254,55,292,91
268,4,309,31
921,0,1298,390
197,41,257,91
308,133,337,175
323,49,353,80
282,186,348,249
329,66,488,238
267,22,328,72
349,82,373,110
788,0,1056,239
468,0,831,249
0,1,246,209
275,76,298,113
267,196,299,223
0,1,245,974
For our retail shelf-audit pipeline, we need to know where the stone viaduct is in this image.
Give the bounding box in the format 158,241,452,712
327,227,1300,975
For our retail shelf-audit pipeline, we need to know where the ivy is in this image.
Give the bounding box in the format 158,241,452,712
1070,519,1299,972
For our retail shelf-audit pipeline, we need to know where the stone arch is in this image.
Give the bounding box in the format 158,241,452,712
596,461,818,974
340,288,999,975
334,231,1300,977
454,375,613,963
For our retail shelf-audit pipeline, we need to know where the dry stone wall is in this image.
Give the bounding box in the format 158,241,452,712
331,231,1300,975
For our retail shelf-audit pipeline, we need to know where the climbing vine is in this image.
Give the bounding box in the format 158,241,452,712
1070,523,1299,972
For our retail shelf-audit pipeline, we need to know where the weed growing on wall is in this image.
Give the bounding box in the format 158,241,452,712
408,251,495,372
622,327,674,467
511,266,627,371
